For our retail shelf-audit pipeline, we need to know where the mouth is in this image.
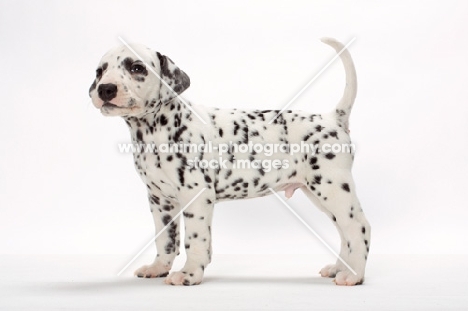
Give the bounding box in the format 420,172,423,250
100,101,140,116
102,102,120,109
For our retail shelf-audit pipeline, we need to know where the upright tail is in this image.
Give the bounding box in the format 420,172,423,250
321,37,357,130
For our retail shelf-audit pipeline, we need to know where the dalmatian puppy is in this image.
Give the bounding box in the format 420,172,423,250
89,38,370,286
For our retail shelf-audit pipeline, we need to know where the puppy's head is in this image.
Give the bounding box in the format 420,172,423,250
89,44,190,117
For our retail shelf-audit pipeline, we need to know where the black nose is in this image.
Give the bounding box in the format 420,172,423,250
98,83,118,101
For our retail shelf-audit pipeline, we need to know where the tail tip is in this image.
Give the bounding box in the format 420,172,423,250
320,37,339,45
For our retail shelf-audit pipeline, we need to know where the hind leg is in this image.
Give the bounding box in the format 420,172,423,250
319,228,348,278
301,187,348,278
303,174,371,285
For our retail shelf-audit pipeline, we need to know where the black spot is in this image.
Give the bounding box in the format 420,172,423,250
177,167,185,185
193,233,198,238
162,215,172,225
174,114,181,127
205,175,212,183
253,177,260,187
89,80,96,94
163,205,173,211
349,213,353,218
151,182,161,190
315,125,324,132
167,155,173,161
233,121,240,135
231,178,243,186
122,57,134,72
303,133,313,141
313,175,322,185
332,215,336,222
362,226,366,234
160,114,168,126
288,170,297,178
136,129,143,141
164,241,174,254
206,199,212,204
309,157,318,165
309,114,322,122
336,109,346,117
219,128,223,137
241,126,249,143
173,125,188,142
183,212,194,218
329,131,338,139
342,183,350,192
325,153,335,160
150,195,160,205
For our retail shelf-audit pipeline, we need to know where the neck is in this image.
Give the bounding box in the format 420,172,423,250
123,98,190,143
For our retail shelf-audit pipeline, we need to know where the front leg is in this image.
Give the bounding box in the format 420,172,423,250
165,192,214,286
135,196,181,278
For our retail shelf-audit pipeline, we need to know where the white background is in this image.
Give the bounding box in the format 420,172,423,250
1,0,468,259
2,1,468,310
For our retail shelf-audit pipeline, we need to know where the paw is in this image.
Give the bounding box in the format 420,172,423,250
333,271,364,286
319,263,341,278
134,263,170,278
164,269,203,286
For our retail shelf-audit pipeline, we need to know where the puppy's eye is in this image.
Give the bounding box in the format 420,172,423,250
131,64,146,74
96,68,103,78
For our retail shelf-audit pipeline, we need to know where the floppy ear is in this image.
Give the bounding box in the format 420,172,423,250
156,52,190,104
